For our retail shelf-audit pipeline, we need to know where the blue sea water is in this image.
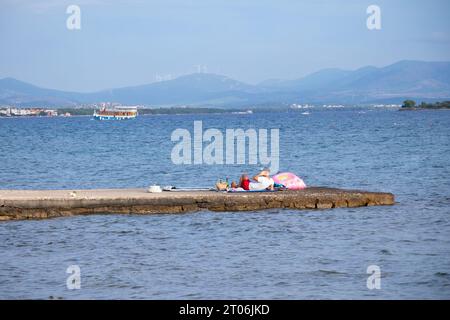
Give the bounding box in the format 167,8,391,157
0,107,449,299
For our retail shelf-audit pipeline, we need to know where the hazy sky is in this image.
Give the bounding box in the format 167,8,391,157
1,0,450,92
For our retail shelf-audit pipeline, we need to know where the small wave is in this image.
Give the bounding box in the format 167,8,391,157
317,269,347,275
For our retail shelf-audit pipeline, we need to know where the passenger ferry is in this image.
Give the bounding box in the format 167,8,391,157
93,106,138,120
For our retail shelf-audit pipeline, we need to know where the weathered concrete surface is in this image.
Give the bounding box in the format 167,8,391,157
0,187,394,221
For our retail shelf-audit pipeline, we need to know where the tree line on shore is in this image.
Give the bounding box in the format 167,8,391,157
401,100,450,109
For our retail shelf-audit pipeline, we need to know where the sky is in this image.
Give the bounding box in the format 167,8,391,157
1,0,450,92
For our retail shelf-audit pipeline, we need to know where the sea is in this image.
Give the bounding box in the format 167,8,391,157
0,106,449,299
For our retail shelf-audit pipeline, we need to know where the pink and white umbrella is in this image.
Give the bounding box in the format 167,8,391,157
272,172,307,190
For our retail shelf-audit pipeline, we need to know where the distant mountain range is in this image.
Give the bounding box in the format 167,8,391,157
1,60,449,107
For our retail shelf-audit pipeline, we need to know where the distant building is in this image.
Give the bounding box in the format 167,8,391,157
45,110,58,117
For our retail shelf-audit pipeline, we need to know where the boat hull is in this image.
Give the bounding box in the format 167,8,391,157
93,113,137,120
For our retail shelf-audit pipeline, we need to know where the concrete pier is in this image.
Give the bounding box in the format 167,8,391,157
0,187,395,221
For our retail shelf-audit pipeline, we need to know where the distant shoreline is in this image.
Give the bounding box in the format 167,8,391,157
398,108,450,111
400,100,450,110
0,105,405,118
399,107,450,111
0,110,252,118
4,104,450,118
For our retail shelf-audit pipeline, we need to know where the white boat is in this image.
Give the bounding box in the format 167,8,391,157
93,106,138,120
232,110,253,115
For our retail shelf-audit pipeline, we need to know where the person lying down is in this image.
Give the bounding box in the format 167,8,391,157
230,168,277,191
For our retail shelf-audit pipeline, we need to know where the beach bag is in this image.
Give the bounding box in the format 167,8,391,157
215,181,228,191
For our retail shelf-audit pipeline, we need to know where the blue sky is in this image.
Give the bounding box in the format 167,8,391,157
1,0,449,92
